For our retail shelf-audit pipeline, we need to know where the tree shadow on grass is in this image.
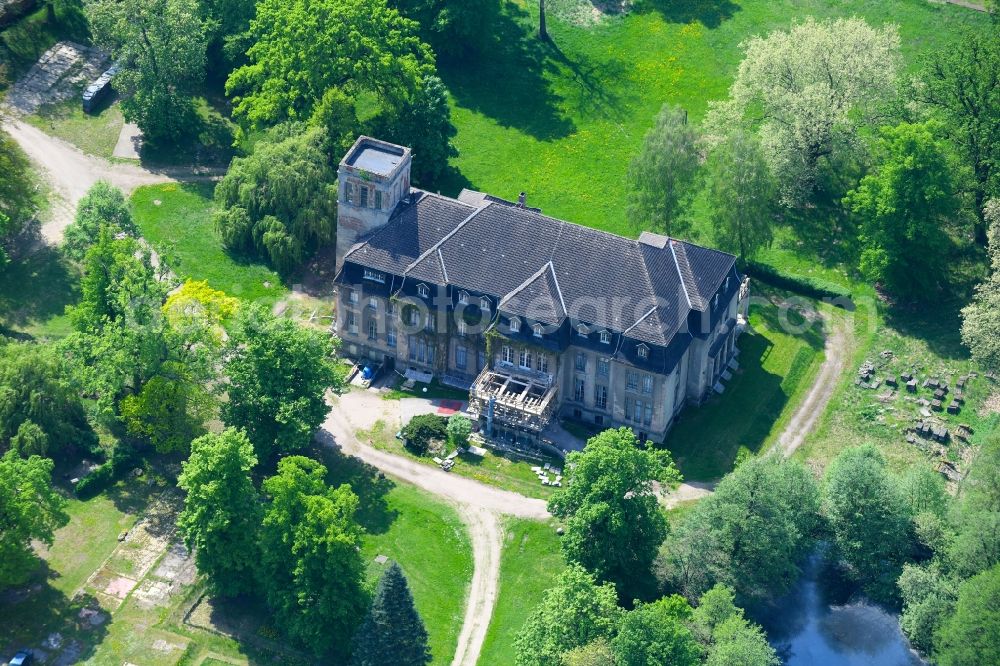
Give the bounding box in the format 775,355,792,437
634,0,740,28
0,245,79,335
546,39,634,125
438,5,575,141
309,435,398,536
882,298,971,363
0,564,108,663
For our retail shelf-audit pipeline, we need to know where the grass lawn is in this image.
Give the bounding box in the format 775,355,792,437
382,377,471,402
360,484,472,665
664,287,826,481
25,98,124,159
316,445,473,665
443,0,985,243
357,417,558,499
130,183,286,304
478,518,565,666
0,245,79,339
38,494,138,596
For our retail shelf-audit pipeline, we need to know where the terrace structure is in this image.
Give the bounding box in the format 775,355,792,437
334,136,749,450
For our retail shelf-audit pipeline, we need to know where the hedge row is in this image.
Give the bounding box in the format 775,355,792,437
742,260,853,303
74,445,138,499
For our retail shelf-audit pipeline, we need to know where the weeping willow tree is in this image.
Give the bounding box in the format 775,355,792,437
214,124,338,275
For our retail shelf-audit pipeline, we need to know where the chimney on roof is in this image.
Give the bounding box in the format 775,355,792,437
517,192,527,208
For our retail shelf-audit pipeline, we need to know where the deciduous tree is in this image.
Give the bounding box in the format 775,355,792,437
824,444,911,600
513,564,621,666
962,199,1000,371
0,342,96,459
692,584,779,666
85,0,207,143
0,451,68,588
845,121,959,300
918,24,1000,243
705,131,776,258
226,0,433,131
548,427,681,600
222,305,341,461
64,182,136,261
177,428,261,596
350,562,431,666
259,456,367,657
627,104,699,235
934,564,1000,666
0,130,37,268
214,124,337,274
610,595,701,666
660,455,819,601
706,17,900,205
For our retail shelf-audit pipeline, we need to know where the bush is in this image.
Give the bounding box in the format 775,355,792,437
74,444,138,499
401,414,448,455
742,260,853,303
447,414,472,448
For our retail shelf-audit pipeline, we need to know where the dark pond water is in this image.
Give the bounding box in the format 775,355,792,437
753,553,926,666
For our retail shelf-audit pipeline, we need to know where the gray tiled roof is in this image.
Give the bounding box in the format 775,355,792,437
343,189,737,346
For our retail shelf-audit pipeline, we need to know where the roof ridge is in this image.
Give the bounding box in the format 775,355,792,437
623,306,658,336
404,203,489,276
669,240,694,310
546,261,567,317
437,248,449,284
499,261,553,308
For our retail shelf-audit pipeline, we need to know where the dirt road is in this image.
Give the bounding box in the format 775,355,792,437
321,403,546,666
1,117,220,241
775,315,851,457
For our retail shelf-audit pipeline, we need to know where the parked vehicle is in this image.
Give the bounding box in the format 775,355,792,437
81,64,118,113
9,650,33,666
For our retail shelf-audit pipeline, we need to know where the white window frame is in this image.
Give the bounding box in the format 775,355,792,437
459,291,469,305
519,348,532,370
480,297,490,311
642,375,653,394
363,268,385,283
387,326,397,348
599,330,610,344
502,345,514,364
348,289,359,304
537,354,548,374
458,320,467,336
637,344,649,360
509,318,520,333
368,318,377,341
533,324,543,338
417,284,430,299
577,324,588,337
368,296,378,310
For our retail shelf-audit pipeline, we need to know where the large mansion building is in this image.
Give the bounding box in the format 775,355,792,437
334,136,749,448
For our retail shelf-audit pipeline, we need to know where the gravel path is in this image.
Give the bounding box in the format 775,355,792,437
774,314,851,457
1,117,221,242
321,397,547,666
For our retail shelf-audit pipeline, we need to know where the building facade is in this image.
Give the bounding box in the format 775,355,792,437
334,136,748,447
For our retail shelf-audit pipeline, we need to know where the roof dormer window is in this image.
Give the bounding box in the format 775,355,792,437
637,344,649,360
533,324,543,338
459,290,469,305
480,297,490,311
509,318,520,333
577,324,588,337
417,283,429,299
599,330,610,344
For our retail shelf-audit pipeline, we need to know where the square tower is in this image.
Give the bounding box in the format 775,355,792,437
336,136,413,272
